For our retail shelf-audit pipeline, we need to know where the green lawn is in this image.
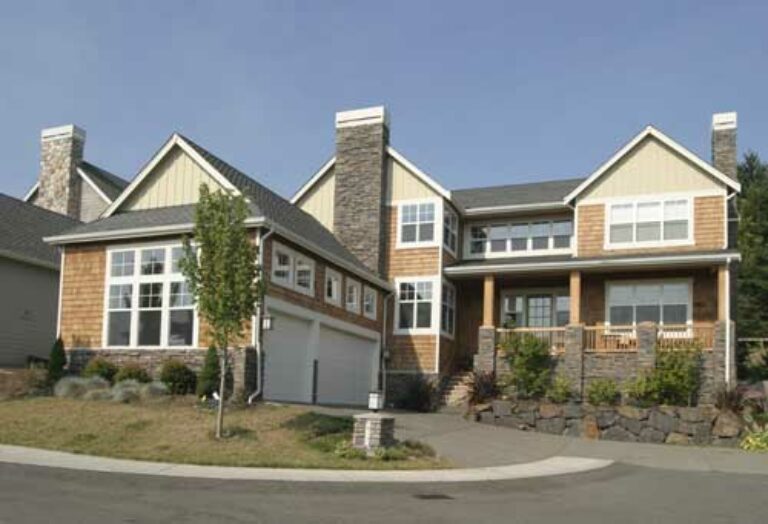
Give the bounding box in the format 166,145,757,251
0,397,447,470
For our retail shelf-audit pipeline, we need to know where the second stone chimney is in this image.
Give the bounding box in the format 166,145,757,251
712,112,737,180
37,124,86,219
333,107,390,275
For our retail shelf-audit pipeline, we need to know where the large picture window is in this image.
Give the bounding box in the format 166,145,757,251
607,280,691,327
397,280,434,331
399,202,435,246
607,199,691,246
468,219,572,256
105,245,197,348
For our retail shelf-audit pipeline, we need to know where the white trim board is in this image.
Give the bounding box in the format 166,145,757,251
77,168,112,204
563,126,741,204
22,182,39,202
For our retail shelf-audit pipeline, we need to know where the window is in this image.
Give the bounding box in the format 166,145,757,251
346,279,361,314
555,295,570,326
271,246,293,286
325,268,341,306
398,280,433,330
363,286,377,320
501,291,570,328
294,255,315,296
468,219,573,255
608,199,691,246
443,208,458,253
105,245,197,348
270,242,315,296
441,283,456,335
607,281,691,326
400,202,435,245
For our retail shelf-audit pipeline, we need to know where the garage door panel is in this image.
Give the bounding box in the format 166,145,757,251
263,312,313,403
317,326,378,406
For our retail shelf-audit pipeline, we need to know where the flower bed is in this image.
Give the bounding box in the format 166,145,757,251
477,399,745,447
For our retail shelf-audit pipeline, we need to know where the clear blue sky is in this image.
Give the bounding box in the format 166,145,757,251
1,0,766,200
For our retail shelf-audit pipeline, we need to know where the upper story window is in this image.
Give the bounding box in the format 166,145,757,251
607,198,691,247
441,283,456,336
363,286,377,320
324,268,341,306
105,244,196,348
399,202,435,247
467,219,572,257
270,242,315,297
346,279,361,314
443,208,458,254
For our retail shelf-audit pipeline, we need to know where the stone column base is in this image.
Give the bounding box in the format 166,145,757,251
352,413,396,450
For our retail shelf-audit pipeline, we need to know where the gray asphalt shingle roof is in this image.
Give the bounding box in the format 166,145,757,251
452,178,585,210
0,193,80,268
79,161,128,201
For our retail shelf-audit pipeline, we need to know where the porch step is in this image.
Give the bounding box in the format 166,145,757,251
439,371,474,407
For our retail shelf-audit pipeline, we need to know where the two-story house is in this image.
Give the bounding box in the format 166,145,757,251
41,107,740,406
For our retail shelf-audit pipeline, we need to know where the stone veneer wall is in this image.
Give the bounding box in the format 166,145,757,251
479,399,745,447
37,126,85,219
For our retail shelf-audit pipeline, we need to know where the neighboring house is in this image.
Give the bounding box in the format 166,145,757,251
44,107,741,406
0,194,80,366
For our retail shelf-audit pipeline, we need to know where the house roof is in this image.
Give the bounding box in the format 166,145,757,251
78,161,128,201
0,193,80,269
452,178,584,212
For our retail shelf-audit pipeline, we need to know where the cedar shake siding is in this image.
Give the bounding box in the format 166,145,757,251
60,244,106,349
577,195,725,257
384,206,440,277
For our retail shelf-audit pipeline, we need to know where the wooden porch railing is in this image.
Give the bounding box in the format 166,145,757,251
656,324,716,351
584,323,716,353
496,327,566,355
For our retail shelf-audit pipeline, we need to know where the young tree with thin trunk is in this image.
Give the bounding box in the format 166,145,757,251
180,185,262,439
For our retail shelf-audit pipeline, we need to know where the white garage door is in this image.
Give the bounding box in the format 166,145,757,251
263,312,313,403
317,325,378,406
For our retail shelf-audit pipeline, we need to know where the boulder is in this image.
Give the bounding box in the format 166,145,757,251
649,409,678,434
712,437,740,448
617,405,649,420
539,403,564,419
602,425,637,442
563,403,583,419
619,416,643,435
564,421,583,438
497,416,532,430
478,411,497,424
638,427,666,444
517,410,537,426
492,400,513,417
583,415,600,439
712,411,743,438
536,417,566,435
596,409,618,429
677,407,703,423
659,406,678,417
665,432,691,445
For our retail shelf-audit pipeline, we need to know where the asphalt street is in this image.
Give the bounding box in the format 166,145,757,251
1,462,765,523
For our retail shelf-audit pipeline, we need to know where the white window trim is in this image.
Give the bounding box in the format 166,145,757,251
345,278,362,314
270,241,316,297
442,206,459,257
102,242,199,350
604,196,695,250
499,287,571,328
463,218,574,260
393,275,441,336
440,280,456,339
395,198,442,250
363,285,377,320
324,267,342,307
604,278,694,328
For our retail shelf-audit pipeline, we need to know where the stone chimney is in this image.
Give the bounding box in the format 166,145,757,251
37,124,86,219
712,112,737,180
333,107,390,275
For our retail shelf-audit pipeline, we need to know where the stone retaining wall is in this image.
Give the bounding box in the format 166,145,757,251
478,399,745,447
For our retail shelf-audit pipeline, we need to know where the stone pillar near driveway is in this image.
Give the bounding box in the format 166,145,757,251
474,327,497,374
563,324,585,397
636,322,657,376
352,413,396,451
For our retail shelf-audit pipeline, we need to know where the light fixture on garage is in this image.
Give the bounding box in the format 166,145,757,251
261,315,274,331
368,390,384,412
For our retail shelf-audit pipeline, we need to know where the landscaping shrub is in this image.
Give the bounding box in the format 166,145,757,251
114,364,151,384
743,342,768,382
47,337,66,384
546,374,573,404
82,358,119,384
467,371,498,405
501,333,551,399
586,378,620,406
741,410,768,452
715,387,744,412
82,389,113,401
111,379,141,403
54,376,109,399
140,381,170,400
394,375,437,412
197,347,221,397
333,441,367,460
654,346,703,406
160,360,197,394
624,374,659,407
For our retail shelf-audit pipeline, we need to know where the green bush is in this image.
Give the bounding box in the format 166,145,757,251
546,374,573,404
394,375,437,412
624,374,659,407
82,358,119,384
114,364,151,384
160,360,197,394
654,347,703,406
586,378,620,406
501,333,551,399
744,342,768,382
468,371,498,405
47,337,66,384
196,347,221,397
741,411,768,452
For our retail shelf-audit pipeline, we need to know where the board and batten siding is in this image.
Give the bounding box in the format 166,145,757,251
123,146,220,211
0,258,59,366
296,167,335,232
386,156,437,203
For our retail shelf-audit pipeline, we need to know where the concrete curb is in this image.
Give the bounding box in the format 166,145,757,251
0,445,612,483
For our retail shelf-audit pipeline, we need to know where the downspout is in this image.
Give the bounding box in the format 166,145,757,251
381,291,393,406
725,256,733,389
248,227,274,405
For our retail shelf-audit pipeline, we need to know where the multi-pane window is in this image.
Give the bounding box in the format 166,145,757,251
468,219,573,255
346,279,361,313
400,202,435,245
608,199,690,246
270,242,315,296
607,281,690,326
271,247,293,286
363,286,377,320
295,255,315,295
441,283,456,335
501,293,570,328
443,208,458,253
398,281,433,330
325,268,341,306
106,245,197,348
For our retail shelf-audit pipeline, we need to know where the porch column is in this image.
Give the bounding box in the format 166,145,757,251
475,275,497,374
569,270,581,324
717,265,728,321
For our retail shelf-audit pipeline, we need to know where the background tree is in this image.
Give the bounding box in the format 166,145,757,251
180,185,262,439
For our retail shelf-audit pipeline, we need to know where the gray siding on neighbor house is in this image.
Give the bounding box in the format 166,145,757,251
0,257,59,366
79,180,108,222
